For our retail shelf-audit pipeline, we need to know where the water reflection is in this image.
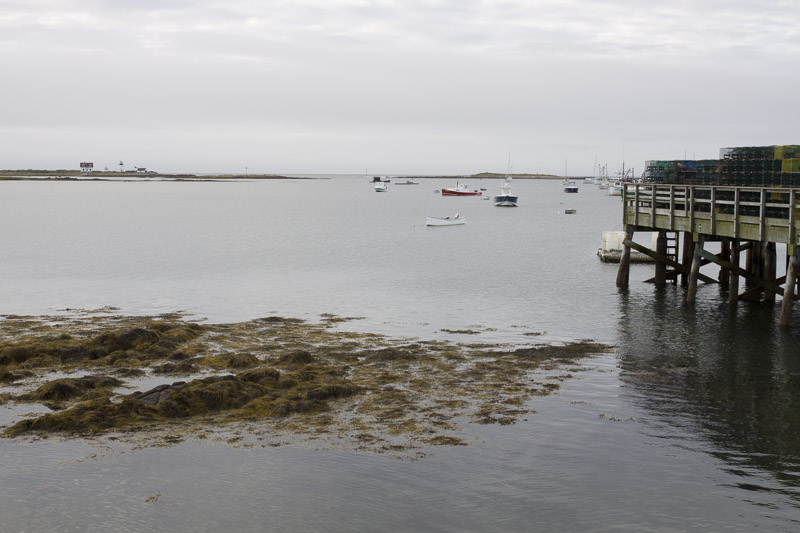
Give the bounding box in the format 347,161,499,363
616,287,800,505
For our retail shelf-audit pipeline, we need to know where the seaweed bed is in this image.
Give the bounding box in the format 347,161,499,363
0,312,611,456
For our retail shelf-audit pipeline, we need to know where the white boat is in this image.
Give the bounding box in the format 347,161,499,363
607,181,623,196
494,154,518,206
494,179,518,206
374,181,388,192
607,162,633,196
563,179,579,193
426,214,465,226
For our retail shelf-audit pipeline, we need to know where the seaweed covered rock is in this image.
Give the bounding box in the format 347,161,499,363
0,370,30,384
133,382,188,406
277,350,314,366
237,367,281,384
146,375,265,418
4,364,360,437
305,384,359,402
0,313,609,452
363,346,422,363
22,375,123,402
152,361,198,375
0,322,204,371
513,341,608,362
200,353,260,370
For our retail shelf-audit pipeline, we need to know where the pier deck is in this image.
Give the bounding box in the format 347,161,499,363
616,183,800,326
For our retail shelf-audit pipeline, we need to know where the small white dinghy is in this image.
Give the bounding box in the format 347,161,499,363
426,214,465,226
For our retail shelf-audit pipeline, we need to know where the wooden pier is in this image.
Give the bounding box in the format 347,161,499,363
615,183,800,326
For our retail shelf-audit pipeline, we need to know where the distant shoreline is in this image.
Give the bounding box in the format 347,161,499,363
399,173,563,180
0,171,313,181
0,170,568,181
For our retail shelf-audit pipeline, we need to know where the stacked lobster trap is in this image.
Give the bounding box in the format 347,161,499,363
645,145,800,187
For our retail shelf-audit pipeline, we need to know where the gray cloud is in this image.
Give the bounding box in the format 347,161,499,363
1,0,797,175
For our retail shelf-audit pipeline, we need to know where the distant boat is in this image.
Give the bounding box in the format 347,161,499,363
607,162,633,196
371,176,391,183
596,162,610,188
563,179,579,193
494,154,518,207
426,214,465,226
494,184,517,206
374,181,388,192
442,182,482,196
607,181,623,196
395,179,419,185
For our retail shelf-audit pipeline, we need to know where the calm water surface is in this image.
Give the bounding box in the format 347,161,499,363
1,177,799,531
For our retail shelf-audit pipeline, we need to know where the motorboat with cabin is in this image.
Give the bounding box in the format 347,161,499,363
494,179,518,206
494,153,518,206
441,182,482,196
607,181,623,196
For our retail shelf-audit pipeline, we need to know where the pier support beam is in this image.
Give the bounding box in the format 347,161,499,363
754,243,764,279
655,231,668,287
624,238,716,284
681,231,694,287
695,246,785,300
746,244,756,281
687,236,705,304
780,249,800,327
765,243,778,302
616,227,634,288
719,241,731,285
729,240,740,304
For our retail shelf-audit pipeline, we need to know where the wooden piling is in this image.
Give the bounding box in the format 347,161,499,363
616,227,633,288
681,231,694,287
780,249,799,327
729,240,740,304
765,242,777,302
754,243,764,280
719,241,731,285
687,236,705,304
655,231,667,287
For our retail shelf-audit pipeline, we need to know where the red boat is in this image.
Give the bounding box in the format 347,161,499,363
441,182,482,196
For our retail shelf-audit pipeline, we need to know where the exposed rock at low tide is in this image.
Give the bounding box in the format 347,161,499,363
0,313,612,455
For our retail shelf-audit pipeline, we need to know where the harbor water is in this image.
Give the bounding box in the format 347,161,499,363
1,176,799,531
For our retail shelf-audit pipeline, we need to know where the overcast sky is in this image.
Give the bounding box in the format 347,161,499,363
1,1,797,176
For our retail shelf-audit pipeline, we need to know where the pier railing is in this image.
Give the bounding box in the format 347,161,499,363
623,184,800,246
